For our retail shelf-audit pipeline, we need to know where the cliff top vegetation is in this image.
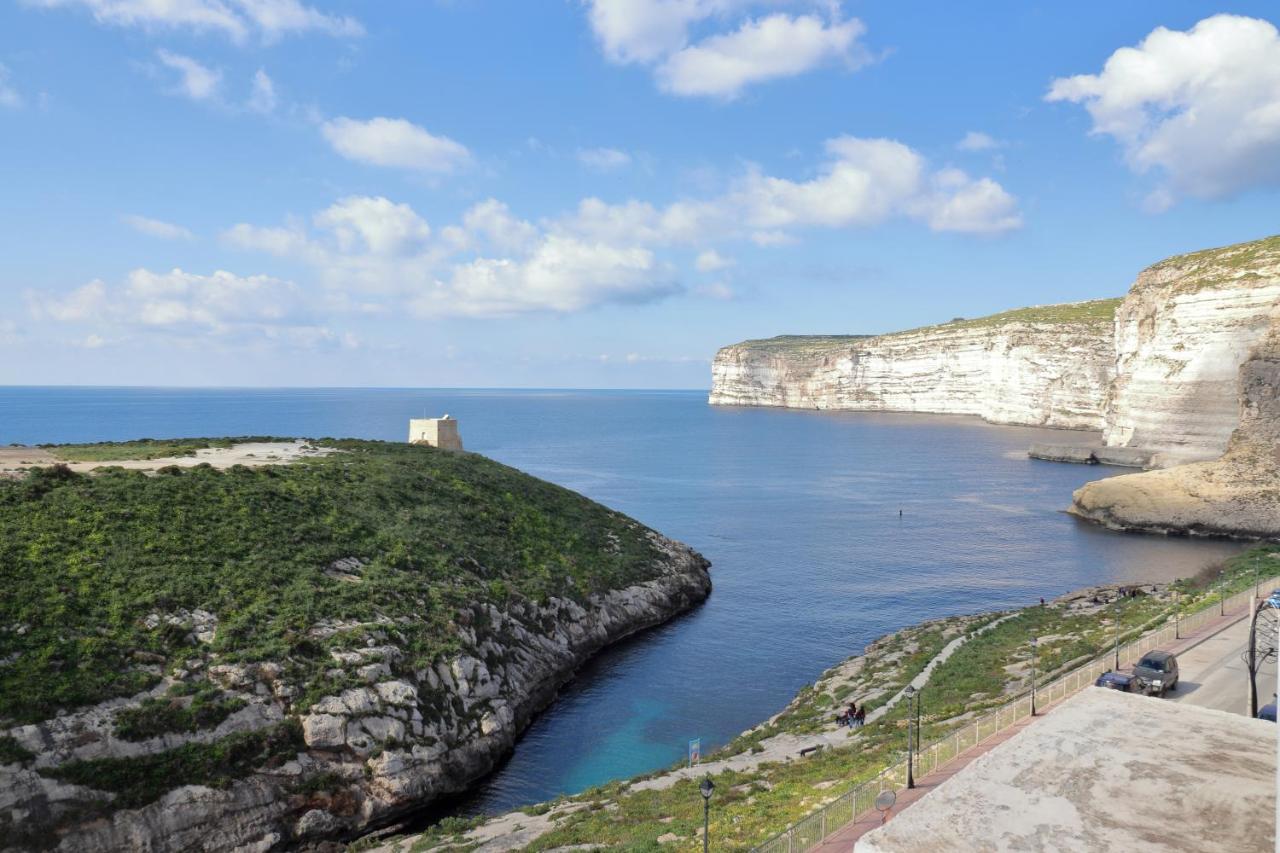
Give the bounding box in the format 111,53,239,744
0,439,669,726
727,298,1121,353
1142,233,1280,294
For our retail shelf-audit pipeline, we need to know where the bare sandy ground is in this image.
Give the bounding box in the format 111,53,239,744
0,440,332,476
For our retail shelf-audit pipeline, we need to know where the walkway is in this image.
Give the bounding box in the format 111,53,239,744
812,599,1261,851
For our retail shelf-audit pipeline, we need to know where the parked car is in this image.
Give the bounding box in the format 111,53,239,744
1267,589,1280,609
1258,702,1277,722
1133,650,1179,696
1095,671,1133,692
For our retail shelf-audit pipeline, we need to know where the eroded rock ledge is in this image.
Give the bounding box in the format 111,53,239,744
1071,320,1280,540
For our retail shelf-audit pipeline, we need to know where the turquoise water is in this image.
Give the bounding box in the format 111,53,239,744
0,387,1242,814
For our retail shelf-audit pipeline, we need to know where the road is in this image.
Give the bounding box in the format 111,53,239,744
1165,611,1278,716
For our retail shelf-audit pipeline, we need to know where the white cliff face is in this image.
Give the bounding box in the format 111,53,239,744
1102,237,1280,465
1072,316,1280,539
709,305,1118,430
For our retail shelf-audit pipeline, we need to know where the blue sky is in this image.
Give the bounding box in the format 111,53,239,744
2,1,1278,388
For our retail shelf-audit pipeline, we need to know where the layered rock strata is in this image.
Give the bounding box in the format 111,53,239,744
709,301,1119,430
1072,319,1280,539
1,533,710,852
1101,236,1280,465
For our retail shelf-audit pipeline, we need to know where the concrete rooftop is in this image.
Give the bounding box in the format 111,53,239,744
856,687,1275,853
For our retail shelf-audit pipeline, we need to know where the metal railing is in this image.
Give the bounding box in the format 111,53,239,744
752,577,1280,853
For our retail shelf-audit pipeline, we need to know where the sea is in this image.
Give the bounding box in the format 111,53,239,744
0,386,1242,816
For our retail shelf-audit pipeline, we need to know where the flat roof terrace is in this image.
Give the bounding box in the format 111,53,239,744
856,687,1274,853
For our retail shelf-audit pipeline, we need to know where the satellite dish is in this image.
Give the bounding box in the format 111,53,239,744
875,790,896,812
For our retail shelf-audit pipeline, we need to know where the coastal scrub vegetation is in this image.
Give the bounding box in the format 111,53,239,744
0,439,667,726
732,298,1122,355
404,546,1278,851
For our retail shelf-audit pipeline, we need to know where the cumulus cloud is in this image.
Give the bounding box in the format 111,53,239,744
125,214,195,240
247,69,276,113
584,1,871,97
0,63,23,108
657,12,867,98
222,134,1017,319
321,117,472,174
26,0,362,43
694,249,733,271
957,131,1001,152
28,268,351,348
1047,14,1280,204
225,196,680,318
155,50,221,100
577,146,632,171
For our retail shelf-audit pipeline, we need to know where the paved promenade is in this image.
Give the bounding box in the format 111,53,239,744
813,600,1264,851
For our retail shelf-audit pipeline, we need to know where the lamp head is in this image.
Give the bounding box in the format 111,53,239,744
904,684,915,697
700,776,714,800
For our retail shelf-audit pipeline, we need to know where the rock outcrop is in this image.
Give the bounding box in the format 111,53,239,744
1,533,711,852
1101,236,1280,465
709,301,1120,430
1072,319,1280,539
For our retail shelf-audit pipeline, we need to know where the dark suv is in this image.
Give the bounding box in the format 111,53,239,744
1133,650,1179,696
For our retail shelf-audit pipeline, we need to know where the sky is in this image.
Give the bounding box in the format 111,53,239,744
2,1,1279,389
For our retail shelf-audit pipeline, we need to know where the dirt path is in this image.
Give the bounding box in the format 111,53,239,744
0,441,331,476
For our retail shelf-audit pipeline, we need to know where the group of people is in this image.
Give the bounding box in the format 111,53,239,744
836,701,866,728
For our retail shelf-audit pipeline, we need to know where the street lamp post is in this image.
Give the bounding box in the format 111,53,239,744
905,685,916,789
1030,635,1038,716
699,776,714,853
1174,587,1180,639
1113,601,1121,670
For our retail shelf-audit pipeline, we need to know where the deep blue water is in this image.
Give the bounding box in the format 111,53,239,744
0,387,1241,814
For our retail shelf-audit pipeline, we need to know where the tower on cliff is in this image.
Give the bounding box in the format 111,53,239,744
408,414,464,451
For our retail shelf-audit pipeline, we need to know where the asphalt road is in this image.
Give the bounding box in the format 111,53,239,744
1167,611,1279,717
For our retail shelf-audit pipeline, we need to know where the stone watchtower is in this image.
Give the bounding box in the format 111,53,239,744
408,414,464,451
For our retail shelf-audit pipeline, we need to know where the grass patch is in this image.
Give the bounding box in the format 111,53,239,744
0,735,34,766
43,720,304,809
41,438,260,462
113,688,247,741
727,298,1121,355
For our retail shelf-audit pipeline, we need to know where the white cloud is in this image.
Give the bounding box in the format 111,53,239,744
29,268,350,348
657,12,866,98
156,49,221,100
313,196,431,256
957,131,1001,151
584,1,871,98
0,319,20,345
728,136,1021,234
414,237,676,318
247,68,276,113
232,0,362,41
321,117,472,174
222,134,1017,319
694,249,733,271
577,146,633,171
1047,14,1280,203
27,0,362,42
0,63,23,109
125,214,195,240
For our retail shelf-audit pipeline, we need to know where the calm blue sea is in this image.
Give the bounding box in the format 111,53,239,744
0,387,1241,815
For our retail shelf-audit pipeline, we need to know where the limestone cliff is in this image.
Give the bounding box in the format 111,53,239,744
2,535,710,852
1072,319,1280,539
1101,236,1280,465
709,301,1120,430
